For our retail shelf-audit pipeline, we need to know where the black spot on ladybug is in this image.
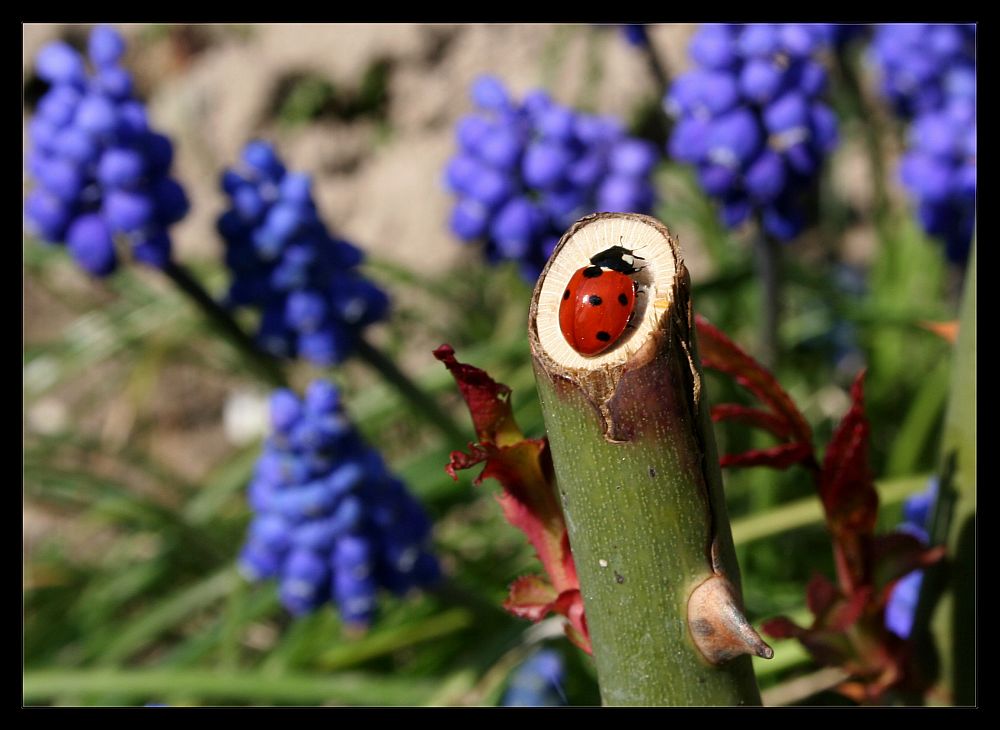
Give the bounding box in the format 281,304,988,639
563,289,570,300
588,294,603,306
618,293,628,305
596,331,611,342
583,266,603,279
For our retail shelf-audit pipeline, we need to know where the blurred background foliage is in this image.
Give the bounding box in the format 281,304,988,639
22,23,972,706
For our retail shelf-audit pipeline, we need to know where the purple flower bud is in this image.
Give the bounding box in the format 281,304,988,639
740,59,785,104
690,24,739,69
66,214,117,276
97,147,146,188
74,94,119,136
151,177,189,226
36,41,86,85
597,175,654,212
132,230,171,268
286,289,327,333
52,126,100,165
450,197,490,240
739,24,780,57
24,190,71,242
96,67,133,100
477,127,523,170
280,549,328,614
242,140,285,180
270,389,302,433
522,141,571,189
471,75,511,111
609,139,658,177
36,156,84,202
745,150,787,203
103,189,154,232
88,25,126,67
900,153,954,204
707,109,762,168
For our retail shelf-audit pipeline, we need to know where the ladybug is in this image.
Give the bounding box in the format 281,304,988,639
559,244,644,356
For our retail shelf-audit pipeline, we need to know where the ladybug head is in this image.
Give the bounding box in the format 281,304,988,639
589,244,645,275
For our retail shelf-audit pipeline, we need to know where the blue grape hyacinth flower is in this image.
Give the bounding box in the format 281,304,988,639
665,24,839,241
218,141,389,365
884,478,938,640
239,381,440,623
445,75,660,281
24,25,189,276
870,24,976,121
502,649,567,707
871,24,976,264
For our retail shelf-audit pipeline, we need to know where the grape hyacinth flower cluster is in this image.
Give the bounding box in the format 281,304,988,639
871,24,976,263
445,76,660,281
24,26,190,276
239,381,440,622
218,141,389,365
502,649,567,707
666,24,839,240
884,478,938,639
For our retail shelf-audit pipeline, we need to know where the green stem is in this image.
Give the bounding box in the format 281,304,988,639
639,34,671,99
753,221,782,368
529,214,764,706
353,335,466,445
161,261,287,388
23,669,439,706
834,45,891,232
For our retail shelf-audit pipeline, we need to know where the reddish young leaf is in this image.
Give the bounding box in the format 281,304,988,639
820,371,878,541
711,404,793,440
696,315,815,449
696,316,817,473
433,344,522,446
436,344,590,653
719,442,816,470
505,575,559,622
870,534,946,608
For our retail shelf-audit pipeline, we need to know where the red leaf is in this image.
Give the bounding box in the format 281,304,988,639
820,371,877,539
719,441,815,470
504,575,559,621
437,344,589,651
806,572,841,618
870,533,946,607
696,316,815,450
711,404,793,440
433,344,522,446
761,616,805,639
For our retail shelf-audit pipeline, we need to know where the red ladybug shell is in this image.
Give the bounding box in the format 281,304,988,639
559,265,637,356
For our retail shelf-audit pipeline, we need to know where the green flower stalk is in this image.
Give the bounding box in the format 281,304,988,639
528,212,769,706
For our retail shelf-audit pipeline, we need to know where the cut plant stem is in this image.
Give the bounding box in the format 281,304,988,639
161,261,287,388
353,335,467,445
753,221,782,368
529,212,768,706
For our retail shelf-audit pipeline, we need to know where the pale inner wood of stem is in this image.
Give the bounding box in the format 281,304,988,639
535,215,677,370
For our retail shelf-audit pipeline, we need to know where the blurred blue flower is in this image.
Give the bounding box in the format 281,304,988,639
884,478,938,639
502,649,567,706
239,381,440,623
445,76,660,281
621,25,650,47
871,24,976,263
665,24,839,240
218,141,389,365
24,25,190,276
